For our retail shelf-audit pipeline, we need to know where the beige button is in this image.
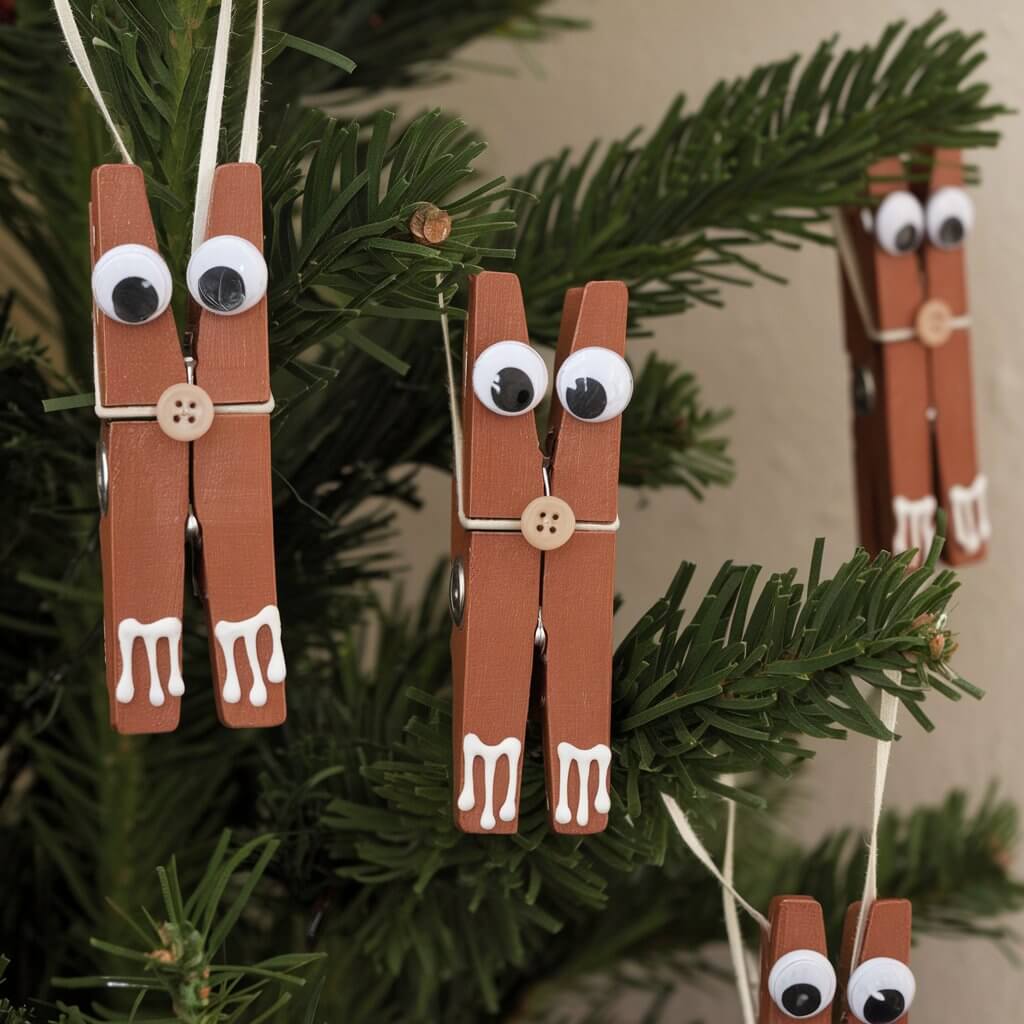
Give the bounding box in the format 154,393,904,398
156,383,214,442
520,496,576,551
915,298,954,347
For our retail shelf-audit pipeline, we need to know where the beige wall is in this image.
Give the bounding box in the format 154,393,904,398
391,0,1024,1017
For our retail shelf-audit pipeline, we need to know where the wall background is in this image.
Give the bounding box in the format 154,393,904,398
386,0,1024,1018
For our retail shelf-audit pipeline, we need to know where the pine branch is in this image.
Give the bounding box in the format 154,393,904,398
49,834,324,1023
0,958,35,1024
253,528,991,1019
270,0,585,101
505,12,1011,337
517,788,1024,1023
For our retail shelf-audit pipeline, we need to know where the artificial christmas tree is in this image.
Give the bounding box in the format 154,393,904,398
1,3,1021,1021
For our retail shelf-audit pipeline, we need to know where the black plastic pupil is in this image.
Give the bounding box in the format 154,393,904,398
565,376,608,420
781,983,822,1016
863,989,906,1023
938,217,964,247
112,276,159,323
490,367,533,413
894,224,919,253
198,266,245,312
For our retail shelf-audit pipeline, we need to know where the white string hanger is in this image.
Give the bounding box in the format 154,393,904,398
52,0,133,163
661,790,765,1024
52,0,267,255
849,687,901,970
435,277,620,535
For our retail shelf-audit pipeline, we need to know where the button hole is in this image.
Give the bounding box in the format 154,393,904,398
175,400,183,408
539,511,546,518
536,525,543,532
549,527,556,534
188,416,196,424
173,415,180,423
552,514,559,520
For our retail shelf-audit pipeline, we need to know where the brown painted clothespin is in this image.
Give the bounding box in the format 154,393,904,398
759,896,836,1023
446,271,631,834
836,898,914,1024
836,148,988,566
85,1,285,733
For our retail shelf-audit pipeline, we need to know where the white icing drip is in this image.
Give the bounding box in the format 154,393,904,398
891,494,937,558
555,742,611,827
115,617,184,706
214,604,286,707
457,733,521,830
949,473,991,555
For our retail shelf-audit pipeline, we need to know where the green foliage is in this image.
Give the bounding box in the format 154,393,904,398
508,12,1010,338
251,530,1002,1020
0,957,35,1024
0,3,1020,1022
51,834,324,1023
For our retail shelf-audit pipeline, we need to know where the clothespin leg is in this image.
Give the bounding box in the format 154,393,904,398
193,414,286,728
100,422,188,734
930,333,988,564
541,532,615,835
451,526,539,834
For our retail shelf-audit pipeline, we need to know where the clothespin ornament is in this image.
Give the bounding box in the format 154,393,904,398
836,149,989,566
443,271,630,834
663,690,913,1022
58,0,286,733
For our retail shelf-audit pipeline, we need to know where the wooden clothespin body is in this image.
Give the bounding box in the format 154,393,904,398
93,163,285,734
759,896,834,1023
837,899,913,1023
839,149,987,566
452,271,628,835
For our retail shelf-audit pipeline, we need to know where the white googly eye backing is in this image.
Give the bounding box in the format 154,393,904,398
847,957,915,1023
186,234,268,316
556,346,633,423
768,948,837,1019
471,340,548,417
926,186,974,250
874,191,925,257
92,243,173,326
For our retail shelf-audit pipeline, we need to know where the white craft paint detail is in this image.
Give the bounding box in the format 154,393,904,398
891,494,937,558
115,617,184,706
457,733,521,830
949,473,991,555
555,742,612,827
214,605,286,707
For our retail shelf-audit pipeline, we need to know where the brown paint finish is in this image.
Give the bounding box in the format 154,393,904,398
450,528,540,833
193,164,271,404
839,152,986,566
91,164,184,406
541,532,615,834
548,281,628,524
921,150,985,565
193,414,285,728
759,896,832,1024
462,272,544,518
837,899,912,1023
100,422,188,734
452,273,627,834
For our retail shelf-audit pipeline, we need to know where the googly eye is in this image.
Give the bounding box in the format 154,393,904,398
471,340,548,417
92,244,173,325
874,191,924,256
186,235,268,315
847,957,915,1023
555,347,633,423
926,186,974,250
768,949,837,1019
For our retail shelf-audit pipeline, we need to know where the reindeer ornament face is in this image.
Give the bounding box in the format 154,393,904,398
761,896,914,1024
838,148,988,566
450,272,629,835
92,162,285,734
